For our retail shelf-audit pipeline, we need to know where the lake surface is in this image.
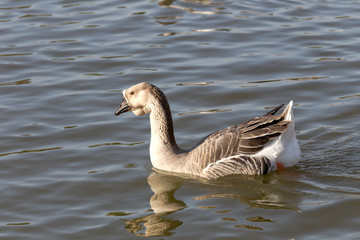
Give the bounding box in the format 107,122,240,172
1,0,359,239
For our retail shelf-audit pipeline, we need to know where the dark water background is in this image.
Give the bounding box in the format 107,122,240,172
0,0,359,239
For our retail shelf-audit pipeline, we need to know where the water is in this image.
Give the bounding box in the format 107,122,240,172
1,0,359,239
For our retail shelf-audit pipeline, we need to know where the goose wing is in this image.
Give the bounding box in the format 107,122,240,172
202,155,274,179
190,104,290,172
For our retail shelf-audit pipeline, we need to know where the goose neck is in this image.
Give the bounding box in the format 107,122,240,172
149,100,178,149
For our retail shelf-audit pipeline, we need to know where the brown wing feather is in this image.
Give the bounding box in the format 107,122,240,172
189,104,290,171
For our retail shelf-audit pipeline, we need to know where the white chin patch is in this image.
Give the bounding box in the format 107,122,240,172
133,109,145,116
122,89,129,102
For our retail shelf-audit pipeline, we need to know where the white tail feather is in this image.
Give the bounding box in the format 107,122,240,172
255,100,301,167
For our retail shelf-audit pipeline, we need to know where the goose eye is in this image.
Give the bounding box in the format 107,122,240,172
129,91,135,95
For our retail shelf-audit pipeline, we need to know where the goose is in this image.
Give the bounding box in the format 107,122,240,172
115,82,301,179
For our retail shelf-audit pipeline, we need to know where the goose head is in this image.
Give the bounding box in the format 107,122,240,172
115,82,155,116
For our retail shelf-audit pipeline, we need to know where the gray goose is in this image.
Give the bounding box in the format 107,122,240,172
115,82,301,179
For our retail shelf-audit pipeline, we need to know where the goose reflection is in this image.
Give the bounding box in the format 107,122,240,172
147,172,186,214
195,174,302,211
119,171,301,236
120,172,186,237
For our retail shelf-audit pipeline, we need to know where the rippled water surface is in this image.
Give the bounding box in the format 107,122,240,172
1,0,359,239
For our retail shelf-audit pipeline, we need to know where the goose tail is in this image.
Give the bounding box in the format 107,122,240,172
255,100,300,168
282,100,294,121
277,100,300,167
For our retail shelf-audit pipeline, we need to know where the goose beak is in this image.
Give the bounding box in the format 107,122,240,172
115,98,131,116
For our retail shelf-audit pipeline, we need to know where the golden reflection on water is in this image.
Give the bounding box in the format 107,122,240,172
249,76,328,84
6,222,31,226
0,53,32,57
0,79,31,86
0,147,62,157
87,141,145,148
